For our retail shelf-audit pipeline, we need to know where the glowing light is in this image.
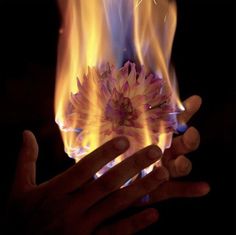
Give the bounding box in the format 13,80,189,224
55,0,184,176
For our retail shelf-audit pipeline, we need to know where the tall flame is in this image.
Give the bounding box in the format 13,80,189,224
55,0,184,170
55,0,113,157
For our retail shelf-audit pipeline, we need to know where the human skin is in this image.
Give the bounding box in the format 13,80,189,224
5,95,210,235
143,95,210,205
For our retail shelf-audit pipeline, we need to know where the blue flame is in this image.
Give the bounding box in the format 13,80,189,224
103,0,135,66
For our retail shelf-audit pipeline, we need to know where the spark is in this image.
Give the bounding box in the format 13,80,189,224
136,0,158,8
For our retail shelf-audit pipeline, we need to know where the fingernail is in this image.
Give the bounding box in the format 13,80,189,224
114,137,129,151
201,183,211,194
180,159,191,173
148,146,161,160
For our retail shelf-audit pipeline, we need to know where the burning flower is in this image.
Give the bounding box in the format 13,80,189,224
57,62,180,168
55,0,184,176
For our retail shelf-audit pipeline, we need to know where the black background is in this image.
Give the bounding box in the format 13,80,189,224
0,0,235,234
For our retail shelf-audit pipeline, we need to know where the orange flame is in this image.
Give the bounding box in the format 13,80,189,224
55,0,184,168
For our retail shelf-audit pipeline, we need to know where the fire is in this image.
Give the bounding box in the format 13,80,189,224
55,0,184,175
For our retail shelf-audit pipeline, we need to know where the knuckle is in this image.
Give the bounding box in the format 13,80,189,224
157,185,171,201
132,155,145,170
184,131,200,151
109,190,133,210
76,160,91,178
185,140,198,151
111,193,126,208
139,178,155,193
20,146,37,163
20,146,31,159
97,176,118,193
167,160,178,177
176,157,192,176
98,145,111,159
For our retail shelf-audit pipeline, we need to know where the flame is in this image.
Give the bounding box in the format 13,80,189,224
55,0,184,173
55,0,113,157
134,0,183,110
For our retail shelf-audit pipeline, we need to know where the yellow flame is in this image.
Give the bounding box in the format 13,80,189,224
55,0,183,165
134,0,183,110
55,0,113,156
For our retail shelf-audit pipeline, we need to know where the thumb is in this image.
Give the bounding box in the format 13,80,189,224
13,130,39,194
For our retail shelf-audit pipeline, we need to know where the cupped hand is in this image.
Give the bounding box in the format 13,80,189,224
6,131,169,235
141,95,210,205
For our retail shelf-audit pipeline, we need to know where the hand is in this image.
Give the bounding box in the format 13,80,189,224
6,131,169,235
141,95,210,204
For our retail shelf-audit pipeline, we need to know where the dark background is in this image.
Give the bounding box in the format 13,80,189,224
0,0,235,234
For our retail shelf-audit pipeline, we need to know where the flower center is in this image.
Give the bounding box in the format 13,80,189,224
105,93,137,128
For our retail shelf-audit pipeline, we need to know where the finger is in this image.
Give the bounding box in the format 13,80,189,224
96,208,159,235
145,181,210,204
164,127,200,161
13,130,39,194
48,136,130,194
162,127,200,167
166,155,192,178
74,145,162,210
178,95,202,124
82,167,168,227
